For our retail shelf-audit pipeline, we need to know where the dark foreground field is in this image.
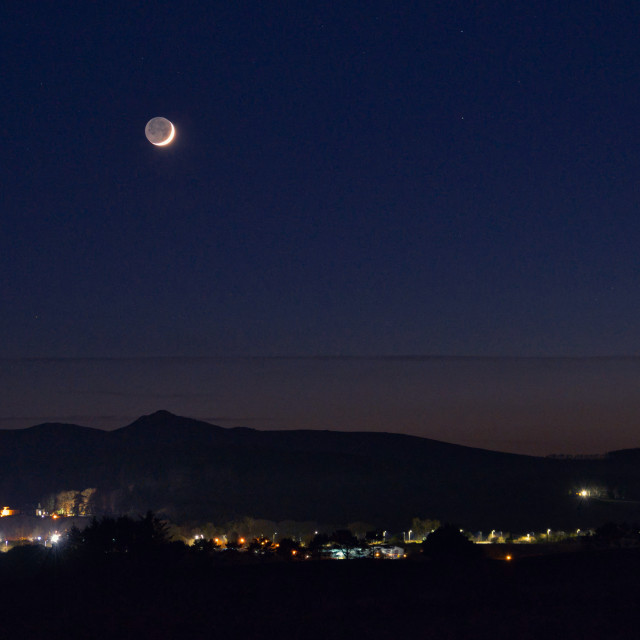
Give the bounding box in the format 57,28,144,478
1,548,640,639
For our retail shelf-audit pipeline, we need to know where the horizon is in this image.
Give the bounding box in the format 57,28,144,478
2,355,638,457
4,407,627,459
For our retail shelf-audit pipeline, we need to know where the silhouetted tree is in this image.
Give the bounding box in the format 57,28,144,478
3,543,50,575
225,540,241,552
331,529,360,559
192,538,217,554
421,524,480,561
248,536,272,556
137,511,170,549
275,537,300,559
65,525,84,553
308,533,331,559
62,512,170,557
593,522,640,548
365,530,384,543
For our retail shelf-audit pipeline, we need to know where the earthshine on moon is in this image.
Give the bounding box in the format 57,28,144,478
145,117,175,146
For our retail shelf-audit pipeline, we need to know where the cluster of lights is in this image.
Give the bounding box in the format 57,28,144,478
191,535,308,555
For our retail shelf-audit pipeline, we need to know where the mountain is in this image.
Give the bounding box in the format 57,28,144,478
2,410,640,531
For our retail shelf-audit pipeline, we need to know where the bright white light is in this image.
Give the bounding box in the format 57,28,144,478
51,534,61,544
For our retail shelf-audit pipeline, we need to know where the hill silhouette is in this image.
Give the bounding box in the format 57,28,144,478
2,410,640,530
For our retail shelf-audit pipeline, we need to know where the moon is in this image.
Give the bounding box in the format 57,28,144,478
145,117,175,146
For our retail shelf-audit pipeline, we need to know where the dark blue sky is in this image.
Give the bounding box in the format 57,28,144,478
2,3,639,453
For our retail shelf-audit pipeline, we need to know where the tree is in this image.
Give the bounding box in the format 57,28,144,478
593,522,640,548
225,540,241,552
192,538,217,554
137,511,170,548
330,529,360,560
78,488,97,516
421,524,480,561
62,512,170,556
65,525,84,553
346,522,373,540
275,537,300,560
248,536,272,556
411,517,441,541
55,490,78,516
52,488,97,516
307,533,330,559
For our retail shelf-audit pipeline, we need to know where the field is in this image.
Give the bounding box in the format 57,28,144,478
1,547,639,639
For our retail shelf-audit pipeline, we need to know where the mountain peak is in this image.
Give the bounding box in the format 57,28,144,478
126,410,189,427
144,409,179,421
114,410,225,442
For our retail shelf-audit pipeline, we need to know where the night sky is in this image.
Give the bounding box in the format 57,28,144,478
2,2,639,455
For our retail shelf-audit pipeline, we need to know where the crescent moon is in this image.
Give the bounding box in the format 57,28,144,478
152,121,175,146
145,117,176,146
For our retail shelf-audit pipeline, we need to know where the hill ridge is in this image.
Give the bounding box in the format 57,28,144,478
2,410,639,531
